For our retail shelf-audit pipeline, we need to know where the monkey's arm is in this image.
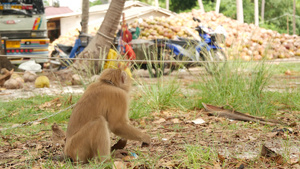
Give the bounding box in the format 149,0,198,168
106,95,150,145
109,122,150,145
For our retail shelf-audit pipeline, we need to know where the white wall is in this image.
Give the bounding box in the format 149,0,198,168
60,15,81,35
60,12,105,35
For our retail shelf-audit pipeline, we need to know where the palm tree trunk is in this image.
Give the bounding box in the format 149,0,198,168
198,0,205,13
215,0,221,14
155,0,159,8
73,0,126,74
293,0,296,35
81,0,89,33
236,0,244,23
166,0,169,10
254,0,259,26
261,0,265,23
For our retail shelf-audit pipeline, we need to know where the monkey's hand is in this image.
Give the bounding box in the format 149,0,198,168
141,134,151,148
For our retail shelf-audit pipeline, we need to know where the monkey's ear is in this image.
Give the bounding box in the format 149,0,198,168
121,71,127,84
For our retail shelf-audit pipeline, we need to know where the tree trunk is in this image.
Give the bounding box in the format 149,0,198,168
293,0,296,35
261,0,265,23
198,0,205,13
155,0,159,8
254,0,259,26
81,0,89,33
0,35,14,70
73,0,126,74
236,0,244,23
215,0,221,14
287,15,289,34
166,0,169,10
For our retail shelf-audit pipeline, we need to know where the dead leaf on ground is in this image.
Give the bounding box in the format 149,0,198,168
39,98,61,110
113,161,128,169
32,122,41,126
153,118,166,124
213,162,222,169
218,154,225,164
171,118,180,124
190,118,205,124
261,145,286,165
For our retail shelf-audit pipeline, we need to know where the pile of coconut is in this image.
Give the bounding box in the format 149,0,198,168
51,10,300,61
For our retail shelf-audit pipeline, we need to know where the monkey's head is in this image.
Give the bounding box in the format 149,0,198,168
99,68,131,92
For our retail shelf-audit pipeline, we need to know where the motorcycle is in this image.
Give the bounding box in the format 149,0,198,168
50,31,93,70
158,17,227,74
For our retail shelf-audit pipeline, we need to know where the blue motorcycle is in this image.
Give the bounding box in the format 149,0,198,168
160,17,227,74
50,31,93,70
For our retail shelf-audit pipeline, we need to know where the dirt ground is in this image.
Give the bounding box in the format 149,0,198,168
1,66,300,168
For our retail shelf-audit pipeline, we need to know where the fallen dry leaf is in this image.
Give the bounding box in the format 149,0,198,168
292,164,300,169
153,118,166,124
261,145,286,165
39,98,61,110
191,118,205,124
218,154,225,164
266,132,278,138
113,161,127,169
171,118,180,123
122,155,135,162
213,162,222,169
32,121,41,126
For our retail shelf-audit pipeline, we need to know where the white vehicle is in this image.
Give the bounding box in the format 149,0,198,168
0,0,49,65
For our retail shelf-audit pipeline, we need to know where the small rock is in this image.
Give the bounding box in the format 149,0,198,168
71,74,81,85
23,71,37,82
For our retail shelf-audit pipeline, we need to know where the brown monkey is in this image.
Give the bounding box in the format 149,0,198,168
64,68,151,163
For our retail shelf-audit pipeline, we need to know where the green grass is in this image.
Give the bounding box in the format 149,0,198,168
270,62,300,75
191,60,282,117
135,78,185,112
180,145,218,168
0,95,79,125
1,60,300,168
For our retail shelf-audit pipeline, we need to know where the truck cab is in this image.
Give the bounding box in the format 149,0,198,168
0,0,49,65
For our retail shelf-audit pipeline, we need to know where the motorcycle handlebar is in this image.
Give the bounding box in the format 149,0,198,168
193,17,201,23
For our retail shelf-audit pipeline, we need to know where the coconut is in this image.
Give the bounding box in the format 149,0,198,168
23,71,37,82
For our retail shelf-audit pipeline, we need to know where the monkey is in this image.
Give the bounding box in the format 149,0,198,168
64,68,151,163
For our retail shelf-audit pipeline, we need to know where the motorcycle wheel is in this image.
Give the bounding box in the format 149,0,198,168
146,46,175,78
202,49,227,74
49,50,63,70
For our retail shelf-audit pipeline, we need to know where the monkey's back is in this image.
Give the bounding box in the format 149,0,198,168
65,81,129,139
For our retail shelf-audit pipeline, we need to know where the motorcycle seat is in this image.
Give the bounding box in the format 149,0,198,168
56,44,73,54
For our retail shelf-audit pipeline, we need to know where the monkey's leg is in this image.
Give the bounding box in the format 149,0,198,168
110,122,150,144
65,117,110,163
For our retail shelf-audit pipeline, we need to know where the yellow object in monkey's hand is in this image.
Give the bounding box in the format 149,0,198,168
35,76,50,88
104,49,132,78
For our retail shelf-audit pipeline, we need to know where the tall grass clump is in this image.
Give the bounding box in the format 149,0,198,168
193,59,275,116
138,78,181,111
